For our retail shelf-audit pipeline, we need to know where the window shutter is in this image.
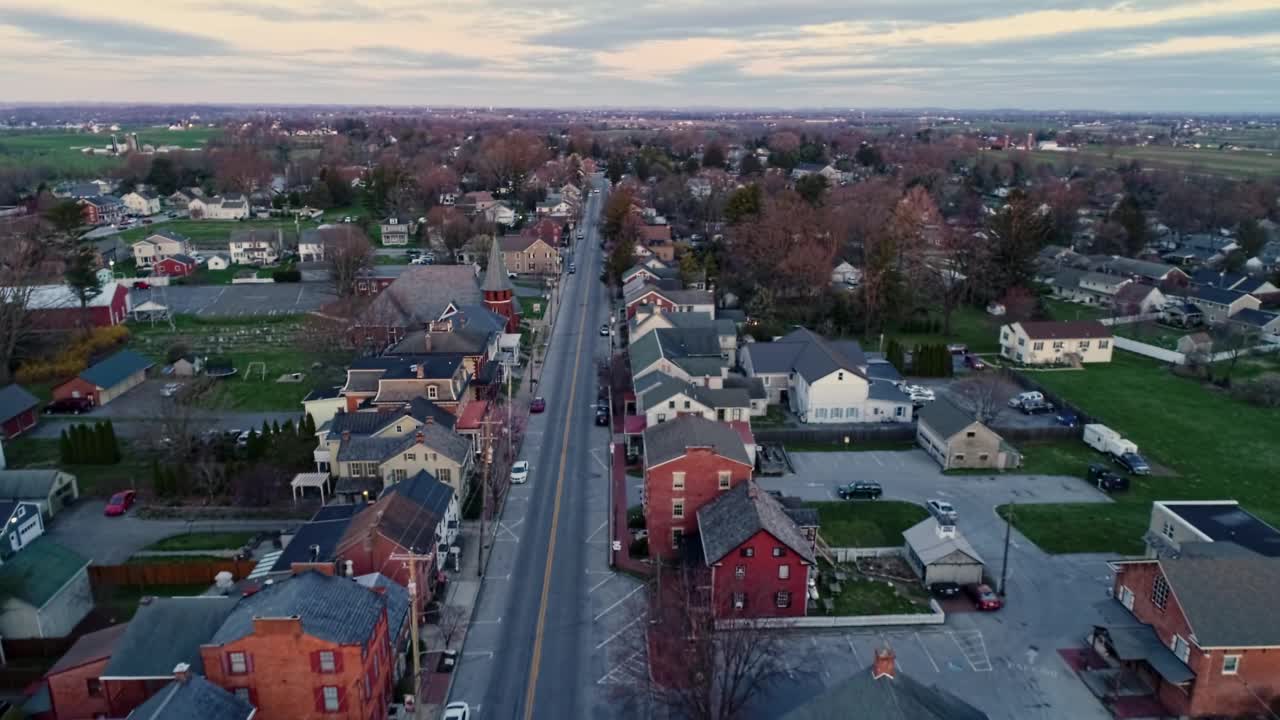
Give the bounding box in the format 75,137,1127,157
337,686,348,711
221,652,231,676
332,649,344,673
244,652,254,673
314,687,325,712
310,651,322,673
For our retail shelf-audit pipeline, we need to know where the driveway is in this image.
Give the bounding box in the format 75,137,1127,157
45,501,299,564
752,450,1129,719
128,283,336,317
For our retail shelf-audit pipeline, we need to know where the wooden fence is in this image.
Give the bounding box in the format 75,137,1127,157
88,558,255,589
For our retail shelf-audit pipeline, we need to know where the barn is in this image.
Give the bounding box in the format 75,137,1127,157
0,384,40,438
3,282,131,330
152,254,197,278
52,350,153,407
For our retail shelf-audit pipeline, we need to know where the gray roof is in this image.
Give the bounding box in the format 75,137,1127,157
104,597,239,678
781,661,989,720
355,573,410,644
1094,625,1194,685
902,519,984,566
741,341,806,374
481,237,513,293
269,503,363,572
868,380,910,403
1159,551,1280,647
865,359,903,384
0,469,71,499
336,421,469,464
779,328,866,383
210,570,385,648
722,373,766,401
630,327,725,377
697,481,815,564
363,265,482,327
1233,308,1279,328
145,229,191,244
340,470,453,557
643,415,751,468
129,675,254,720
917,396,983,440
79,349,154,389
0,383,38,420
1100,256,1182,281
1189,285,1252,307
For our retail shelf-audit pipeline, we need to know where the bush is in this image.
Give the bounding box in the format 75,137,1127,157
629,537,649,558
166,342,192,364
60,421,120,465
15,326,130,384
627,505,646,530
271,269,302,283
1231,377,1280,407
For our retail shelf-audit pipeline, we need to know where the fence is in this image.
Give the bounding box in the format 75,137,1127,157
1099,312,1161,326
753,425,915,446
1112,336,1186,364
88,558,255,588
829,546,901,563
717,600,945,630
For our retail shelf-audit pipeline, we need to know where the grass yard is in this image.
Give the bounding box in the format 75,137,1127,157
518,296,547,320
1112,322,1188,351
2,436,152,498
117,218,301,248
999,352,1280,553
1029,145,1280,179
811,501,929,547
1042,297,1108,322
94,583,212,621
784,439,916,453
868,305,1003,355
830,577,931,616
0,127,219,175
145,531,256,552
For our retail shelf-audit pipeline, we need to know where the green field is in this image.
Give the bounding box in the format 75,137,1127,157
862,305,1003,356
999,352,1280,554
118,218,302,249
1042,297,1108,323
0,127,220,174
811,500,929,547
1029,145,1280,178
146,532,255,552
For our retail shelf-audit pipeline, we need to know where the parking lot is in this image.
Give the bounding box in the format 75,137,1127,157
129,283,337,317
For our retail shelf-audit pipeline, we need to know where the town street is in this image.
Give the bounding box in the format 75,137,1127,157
448,179,646,719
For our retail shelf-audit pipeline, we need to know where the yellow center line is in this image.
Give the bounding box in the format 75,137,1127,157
522,211,595,720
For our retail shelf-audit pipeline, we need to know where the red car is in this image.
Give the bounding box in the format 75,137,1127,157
966,583,1003,611
132,280,151,290
964,354,987,370
104,490,136,517
530,397,546,413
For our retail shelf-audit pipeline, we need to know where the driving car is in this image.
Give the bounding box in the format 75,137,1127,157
929,581,962,599
510,461,529,484
530,396,546,413
966,583,1003,611
44,397,93,415
837,481,883,500
1114,451,1151,475
600,323,611,336
104,490,136,517
927,499,957,524
1087,463,1130,492
442,702,470,720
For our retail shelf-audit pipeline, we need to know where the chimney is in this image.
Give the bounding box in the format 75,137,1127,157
416,430,425,444
253,616,303,637
173,662,191,683
935,521,956,539
747,482,758,501
872,646,896,680
424,415,434,425
415,364,424,379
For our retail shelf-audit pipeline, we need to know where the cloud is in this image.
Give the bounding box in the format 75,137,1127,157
215,2,380,22
355,45,496,70
594,37,742,79
1100,32,1280,58
0,8,230,55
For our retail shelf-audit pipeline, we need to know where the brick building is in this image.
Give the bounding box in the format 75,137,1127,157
642,415,753,560
1104,542,1280,717
199,570,397,720
41,623,126,720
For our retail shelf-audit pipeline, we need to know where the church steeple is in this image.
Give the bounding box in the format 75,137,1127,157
481,237,518,332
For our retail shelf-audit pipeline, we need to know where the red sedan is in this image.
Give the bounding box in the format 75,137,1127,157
530,397,546,413
104,490,136,517
966,583,1003,611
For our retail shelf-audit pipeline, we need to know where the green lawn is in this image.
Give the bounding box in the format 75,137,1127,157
827,576,931,616
94,583,212,621
126,554,231,564
0,127,219,174
118,218,302,248
867,305,1002,355
2,437,151,498
518,296,547,320
146,532,256,552
1000,352,1280,553
1042,297,1108,322
812,501,929,547
784,439,916,453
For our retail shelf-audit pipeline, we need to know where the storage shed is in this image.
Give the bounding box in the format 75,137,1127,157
52,349,154,406
902,518,985,586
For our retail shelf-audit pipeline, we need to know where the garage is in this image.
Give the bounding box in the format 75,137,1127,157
903,518,985,586
52,349,154,407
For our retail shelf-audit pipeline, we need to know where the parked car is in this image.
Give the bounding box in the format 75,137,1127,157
927,499,957,525
437,649,458,673
568,263,577,274
1114,451,1151,475
947,344,969,355
44,397,93,415
1009,391,1044,408
141,218,153,225
104,490,136,517
837,481,883,500
1087,463,1130,492
1055,411,1080,428
897,383,935,404
410,257,432,265
964,354,986,370
600,323,610,336
160,382,183,397
929,581,962,599
442,702,470,720
1017,398,1056,415
510,460,529,484
132,280,151,290
595,406,610,426
966,583,1003,611
530,396,546,413
507,271,518,279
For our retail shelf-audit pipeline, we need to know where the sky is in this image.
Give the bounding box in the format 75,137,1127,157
1,0,1278,112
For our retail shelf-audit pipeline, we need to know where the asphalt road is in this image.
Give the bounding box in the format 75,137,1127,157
449,178,643,719
129,282,337,316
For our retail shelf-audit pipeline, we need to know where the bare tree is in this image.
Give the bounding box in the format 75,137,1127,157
951,373,1017,424
1208,323,1257,386
324,225,374,297
0,217,49,384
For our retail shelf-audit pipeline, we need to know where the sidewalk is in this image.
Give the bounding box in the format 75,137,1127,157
416,520,483,719
611,440,651,578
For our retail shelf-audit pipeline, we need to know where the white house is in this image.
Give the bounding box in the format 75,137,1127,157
999,320,1114,365
189,194,250,221
131,231,193,268
485,202,517,226
229,228,282,265
832,260,861,287
121,191,161,216
206,253,232,271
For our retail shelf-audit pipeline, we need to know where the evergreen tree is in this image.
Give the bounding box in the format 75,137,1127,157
151,459,164,497
272,420,281,436
105,420,120,463
283,418,295,437
59,429,72,464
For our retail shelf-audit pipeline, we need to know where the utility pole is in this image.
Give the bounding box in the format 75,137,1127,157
999,500,1014,597
389,549,434,692
476,415,501,576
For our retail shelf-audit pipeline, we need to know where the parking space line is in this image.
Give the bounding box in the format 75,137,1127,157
846,636,860,665
915,631,940,673
588,574,614,594
593,583,645,621
586,521,608,541
870,453,885,467
594,612,646,649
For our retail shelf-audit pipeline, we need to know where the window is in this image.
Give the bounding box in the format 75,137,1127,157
954,454,965,462
778,565,790,580
1171,635,1190,663
322,686,340,712
1017,337,1026,346
1033,341,1044,351
683,400,691,410
427,386,438,399
831,407,843,419
668,400,675,409
732,408,742,420
979,453,989,461
1053,341,1065,350
228,652,248,674
740,547,754,558
319,651,336,672
394,425,402,433
389,468,407,483
404,453,416,461
233,688,251,703
1099,340,1110,349
1078,340,1091,350
718,471,731,490
1223,654,1241,675
673,500,685,518
735,565,746,579
894,407,904,417
672,472,685,491
966,431,976,438
437,468,452,484
732,592,746,610
672,528,684,547
772,546,785,558
1151,575,1170,610
775,591,792,608
1161,520,1175,539
815,408,827,419
837,371,844,381
656,413,666,423
86,678,103,697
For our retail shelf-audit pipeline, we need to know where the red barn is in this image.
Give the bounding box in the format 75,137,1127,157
642,415,753,560
697,481,815,619
0,384,39,438
14,282,130,330
152,254,197,278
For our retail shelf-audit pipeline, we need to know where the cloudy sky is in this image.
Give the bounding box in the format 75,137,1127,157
1,0,1278,112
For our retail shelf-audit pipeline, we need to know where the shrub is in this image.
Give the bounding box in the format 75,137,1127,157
627,505,646,530
15,326,131,384
271,269,302,283
629,537,649,558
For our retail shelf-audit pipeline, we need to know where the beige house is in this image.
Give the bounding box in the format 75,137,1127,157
916,397,1020,470
1142,500,1280,558
320,406,474,498
499,235,560,275
229,228,282,266
131,231,193,268
0,470,80,520
1000,320,1114,365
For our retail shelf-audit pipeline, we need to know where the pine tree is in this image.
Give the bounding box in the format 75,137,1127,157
151,459,164,496
59,429,72,464
272,420,281,436
69,424,84,464
283,419,295,436
107,420,120,463
93,422,108,464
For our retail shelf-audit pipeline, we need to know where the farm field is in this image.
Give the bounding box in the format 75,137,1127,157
1029,144,1280,178
0,127,220,174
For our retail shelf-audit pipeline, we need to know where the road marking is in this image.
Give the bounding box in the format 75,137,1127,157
846,636,860,664
497,523,521,542
588,448,610,472
594,612,646,649
915,631,940,673
523,224,594,720
463,651,495,659
588,574,614,595
471,617,502,625
593,581,646,622
586,521,608,541
871,452,885,467
596,649,646,685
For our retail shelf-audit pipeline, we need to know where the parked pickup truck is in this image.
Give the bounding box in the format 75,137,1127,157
1017,398,1056,415
837,481,883,500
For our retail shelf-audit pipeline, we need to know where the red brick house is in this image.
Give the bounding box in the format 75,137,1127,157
0,383,39,438
199,570,397,720
642,415,753,560
15,282,130,330
40,623,127,720
152,254,197,278
697,481,814,619
1104,544,1280,718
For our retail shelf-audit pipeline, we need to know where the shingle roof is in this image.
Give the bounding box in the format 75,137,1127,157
741,341,806,374
697,481,815,564
336,434,414,462
868,380,910,403
355,573,410,643
1189,285,1252,306
1161,502,1280,558
0,538,88,608
363,265,482,327
341,471,453,555
0,469,70,499
79,349,154,389
630,327,725,377
104,597,238,678
643,414,751,468
270,503,363,572
902,519,984,566
129,675,255,720
917,396,982,440
210,570,385,648
0,383,38,420
742,328,866,383
481,237,513,293
781,661,990,720
1013,320,1111,340
1159,552,1280,647
1232,308,1279,329
1102,256,1182,281
46,623,127,676
145,229,192,244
